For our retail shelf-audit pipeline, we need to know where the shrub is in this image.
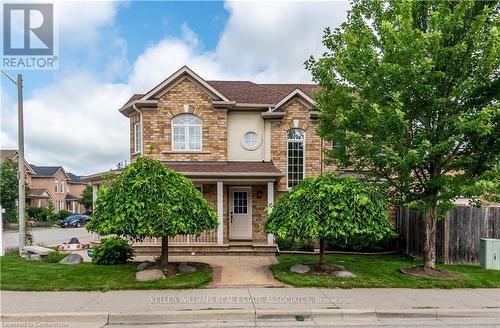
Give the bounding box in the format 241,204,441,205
43,251,67,263
276,237,314,252
56,210,72,221
27,206,53,221
91,237,133,265
326,235,397,252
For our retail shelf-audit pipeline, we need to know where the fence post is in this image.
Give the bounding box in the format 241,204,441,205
442,211,450,264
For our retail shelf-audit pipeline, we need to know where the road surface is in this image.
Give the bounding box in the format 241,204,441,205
2,227,94,249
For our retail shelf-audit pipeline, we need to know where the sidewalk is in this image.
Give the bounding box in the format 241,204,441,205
1,288,499,326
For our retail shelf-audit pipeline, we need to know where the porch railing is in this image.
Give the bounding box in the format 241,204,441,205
133,229,218,245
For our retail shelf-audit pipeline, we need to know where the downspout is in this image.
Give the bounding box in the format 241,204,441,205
132,103,143,156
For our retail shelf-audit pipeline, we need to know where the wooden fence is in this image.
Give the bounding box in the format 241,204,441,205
396,206,500,264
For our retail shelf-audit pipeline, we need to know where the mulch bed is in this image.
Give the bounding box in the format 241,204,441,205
400,266,461,279
308,264,348,276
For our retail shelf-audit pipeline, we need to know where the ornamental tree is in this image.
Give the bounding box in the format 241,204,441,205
0,159,18,224
265,174,394,265
306,0,499,270
87,157,218,266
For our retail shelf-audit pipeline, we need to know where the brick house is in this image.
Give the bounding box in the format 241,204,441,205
28,165,88,214
99,66,342,254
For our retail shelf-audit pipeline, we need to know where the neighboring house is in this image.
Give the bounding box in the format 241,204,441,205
107,66,343,253
1,150,89,215
29,165,87,214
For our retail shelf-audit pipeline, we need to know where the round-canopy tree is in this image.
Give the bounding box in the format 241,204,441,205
87,156,218,266
265,173,395,265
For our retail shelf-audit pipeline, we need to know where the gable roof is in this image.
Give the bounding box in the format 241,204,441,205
0,149,18,160
30,164,69,179
141,66,230,102
28,188,51,198
119,66,319,115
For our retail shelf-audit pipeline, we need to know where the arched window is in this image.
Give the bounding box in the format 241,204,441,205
287,129,305,188
172,114,202,151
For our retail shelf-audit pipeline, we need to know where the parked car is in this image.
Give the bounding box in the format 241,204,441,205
59,215,90,228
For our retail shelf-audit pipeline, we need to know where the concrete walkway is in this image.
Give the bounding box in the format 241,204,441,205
1,288,499,327
135,255,286,287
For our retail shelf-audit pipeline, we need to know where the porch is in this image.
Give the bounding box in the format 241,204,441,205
86,161,284,255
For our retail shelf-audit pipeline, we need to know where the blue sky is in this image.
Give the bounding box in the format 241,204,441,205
1,1,349,175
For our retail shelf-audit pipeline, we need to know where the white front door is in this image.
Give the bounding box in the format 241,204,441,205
229,187,252,240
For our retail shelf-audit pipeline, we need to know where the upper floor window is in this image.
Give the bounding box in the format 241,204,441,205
55,180,59,193
287,129,305,189
172,114,202,151
61,181,65,193
134,122,142,153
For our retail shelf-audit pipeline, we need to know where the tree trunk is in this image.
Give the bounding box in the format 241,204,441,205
422,205,437,270
319,237,326,266
160,237,168,267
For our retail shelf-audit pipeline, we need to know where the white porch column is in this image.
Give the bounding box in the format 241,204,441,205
72,201,76,214
217,181,224,245
267,181,275,245
92,185,98,204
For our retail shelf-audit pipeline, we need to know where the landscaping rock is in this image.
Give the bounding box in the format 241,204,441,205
28,254,42,261
137,262,154,271
135,269,164,282
333,271,356,278
290,264,310,274
59,253,83,265
179,263,196,273
23,246,54,256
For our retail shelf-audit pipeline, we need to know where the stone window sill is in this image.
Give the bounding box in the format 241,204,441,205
131,152,141,156
162,150,211,154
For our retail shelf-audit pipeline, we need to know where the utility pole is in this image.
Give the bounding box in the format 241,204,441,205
1,71,25,253
17,74,26,252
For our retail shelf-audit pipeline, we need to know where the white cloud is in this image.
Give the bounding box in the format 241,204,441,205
1,1,350,175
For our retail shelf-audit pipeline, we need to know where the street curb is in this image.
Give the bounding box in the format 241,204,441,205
2,308,499,324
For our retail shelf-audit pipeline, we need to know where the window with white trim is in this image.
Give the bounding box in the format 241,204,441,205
134,121,142,153
55,180,59,193
61,181,64,193
171,114,202,151
287,129,305,188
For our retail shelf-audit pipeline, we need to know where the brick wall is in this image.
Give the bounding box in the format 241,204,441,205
132,78,228,162
270,99,325,191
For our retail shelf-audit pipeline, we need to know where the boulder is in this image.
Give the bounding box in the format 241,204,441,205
23,246,54,256
136,269,164,282
59,253,83,265
27,254,42,261
333,271,356,278
137,262,154,271
290,264,310,274
179,263,196,273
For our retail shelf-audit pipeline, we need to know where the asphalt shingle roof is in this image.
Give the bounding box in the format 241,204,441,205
162,161,282,175
67,172,85,183
29,165,63,177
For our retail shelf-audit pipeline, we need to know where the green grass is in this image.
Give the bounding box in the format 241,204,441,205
0,252,212,291
271,254,500,288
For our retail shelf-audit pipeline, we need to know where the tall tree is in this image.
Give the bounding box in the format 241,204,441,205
86,156,218,266
307,0,499,271
265,174,394,266
79,185,94,211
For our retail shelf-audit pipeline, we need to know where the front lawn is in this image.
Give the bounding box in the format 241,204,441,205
272,254,500,288
0,253,212,291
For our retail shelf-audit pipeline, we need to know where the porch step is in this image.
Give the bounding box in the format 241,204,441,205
132,243,277,256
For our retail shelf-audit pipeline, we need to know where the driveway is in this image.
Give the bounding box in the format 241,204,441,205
2,227,94,249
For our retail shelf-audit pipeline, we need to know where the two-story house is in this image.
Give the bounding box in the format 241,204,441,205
28,165,88,214
116,66,337,253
